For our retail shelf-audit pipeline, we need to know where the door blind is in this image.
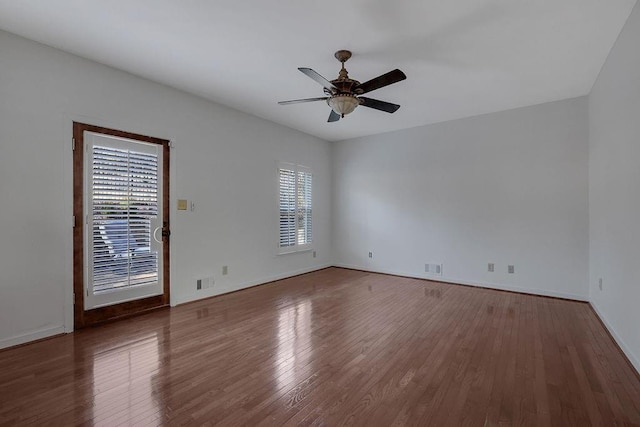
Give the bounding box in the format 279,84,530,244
91,145,159,293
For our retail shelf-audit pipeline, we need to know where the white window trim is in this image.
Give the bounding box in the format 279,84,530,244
278,161,313,255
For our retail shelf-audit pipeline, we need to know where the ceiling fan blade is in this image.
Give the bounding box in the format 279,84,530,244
278,97,328,105
355,69,406,94
328,110,341,122
359,97,401,113
298,68,338,92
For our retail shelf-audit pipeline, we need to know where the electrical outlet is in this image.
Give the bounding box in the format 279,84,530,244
488,263,494,272
599,278,603,291
425,263,443,276
368,252,373,258
222,265,228,275
508,265,515,274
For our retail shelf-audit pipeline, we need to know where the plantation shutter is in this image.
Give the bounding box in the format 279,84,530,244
278,163,312,252
91,145,159,293
279,167,297,248
297,169,312,245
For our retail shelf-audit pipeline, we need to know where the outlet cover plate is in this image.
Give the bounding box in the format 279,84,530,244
425,263,443,276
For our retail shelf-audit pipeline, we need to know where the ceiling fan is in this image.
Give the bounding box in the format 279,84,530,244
278,50,407,122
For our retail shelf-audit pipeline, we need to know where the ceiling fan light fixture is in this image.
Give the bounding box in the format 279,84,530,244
328,94,359,117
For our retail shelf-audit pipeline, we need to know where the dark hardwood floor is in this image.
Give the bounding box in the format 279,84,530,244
1,267,639,426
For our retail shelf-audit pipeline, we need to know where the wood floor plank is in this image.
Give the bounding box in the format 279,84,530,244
0,267,639,426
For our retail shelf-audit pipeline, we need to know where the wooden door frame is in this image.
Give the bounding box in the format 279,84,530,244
73,122,171,328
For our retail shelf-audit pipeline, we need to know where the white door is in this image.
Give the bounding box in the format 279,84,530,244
83,132,164,309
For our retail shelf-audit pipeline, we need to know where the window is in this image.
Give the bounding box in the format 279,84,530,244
90,143,159,293
279,162,312,253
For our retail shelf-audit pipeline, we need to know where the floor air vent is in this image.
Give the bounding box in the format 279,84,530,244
196,277,214,290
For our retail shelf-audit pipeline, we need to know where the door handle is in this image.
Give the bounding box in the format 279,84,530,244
153,225,171,243
153,226,163,243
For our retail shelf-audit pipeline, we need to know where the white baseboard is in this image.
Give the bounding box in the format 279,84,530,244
446,275,587,301
333,263,589,302
0,325,66,350
172,263,332,306
590,301,640,375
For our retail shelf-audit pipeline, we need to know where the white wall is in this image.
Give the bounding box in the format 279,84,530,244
589,2,640,372
332,97,589,300
0,31,332,348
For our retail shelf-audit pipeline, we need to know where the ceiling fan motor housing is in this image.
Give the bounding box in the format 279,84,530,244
325,73,362,117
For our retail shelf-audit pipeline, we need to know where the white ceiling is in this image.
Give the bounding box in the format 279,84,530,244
0,1,636,142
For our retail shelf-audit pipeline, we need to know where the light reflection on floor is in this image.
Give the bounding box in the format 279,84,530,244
92,333,162,425
274,299,312,391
